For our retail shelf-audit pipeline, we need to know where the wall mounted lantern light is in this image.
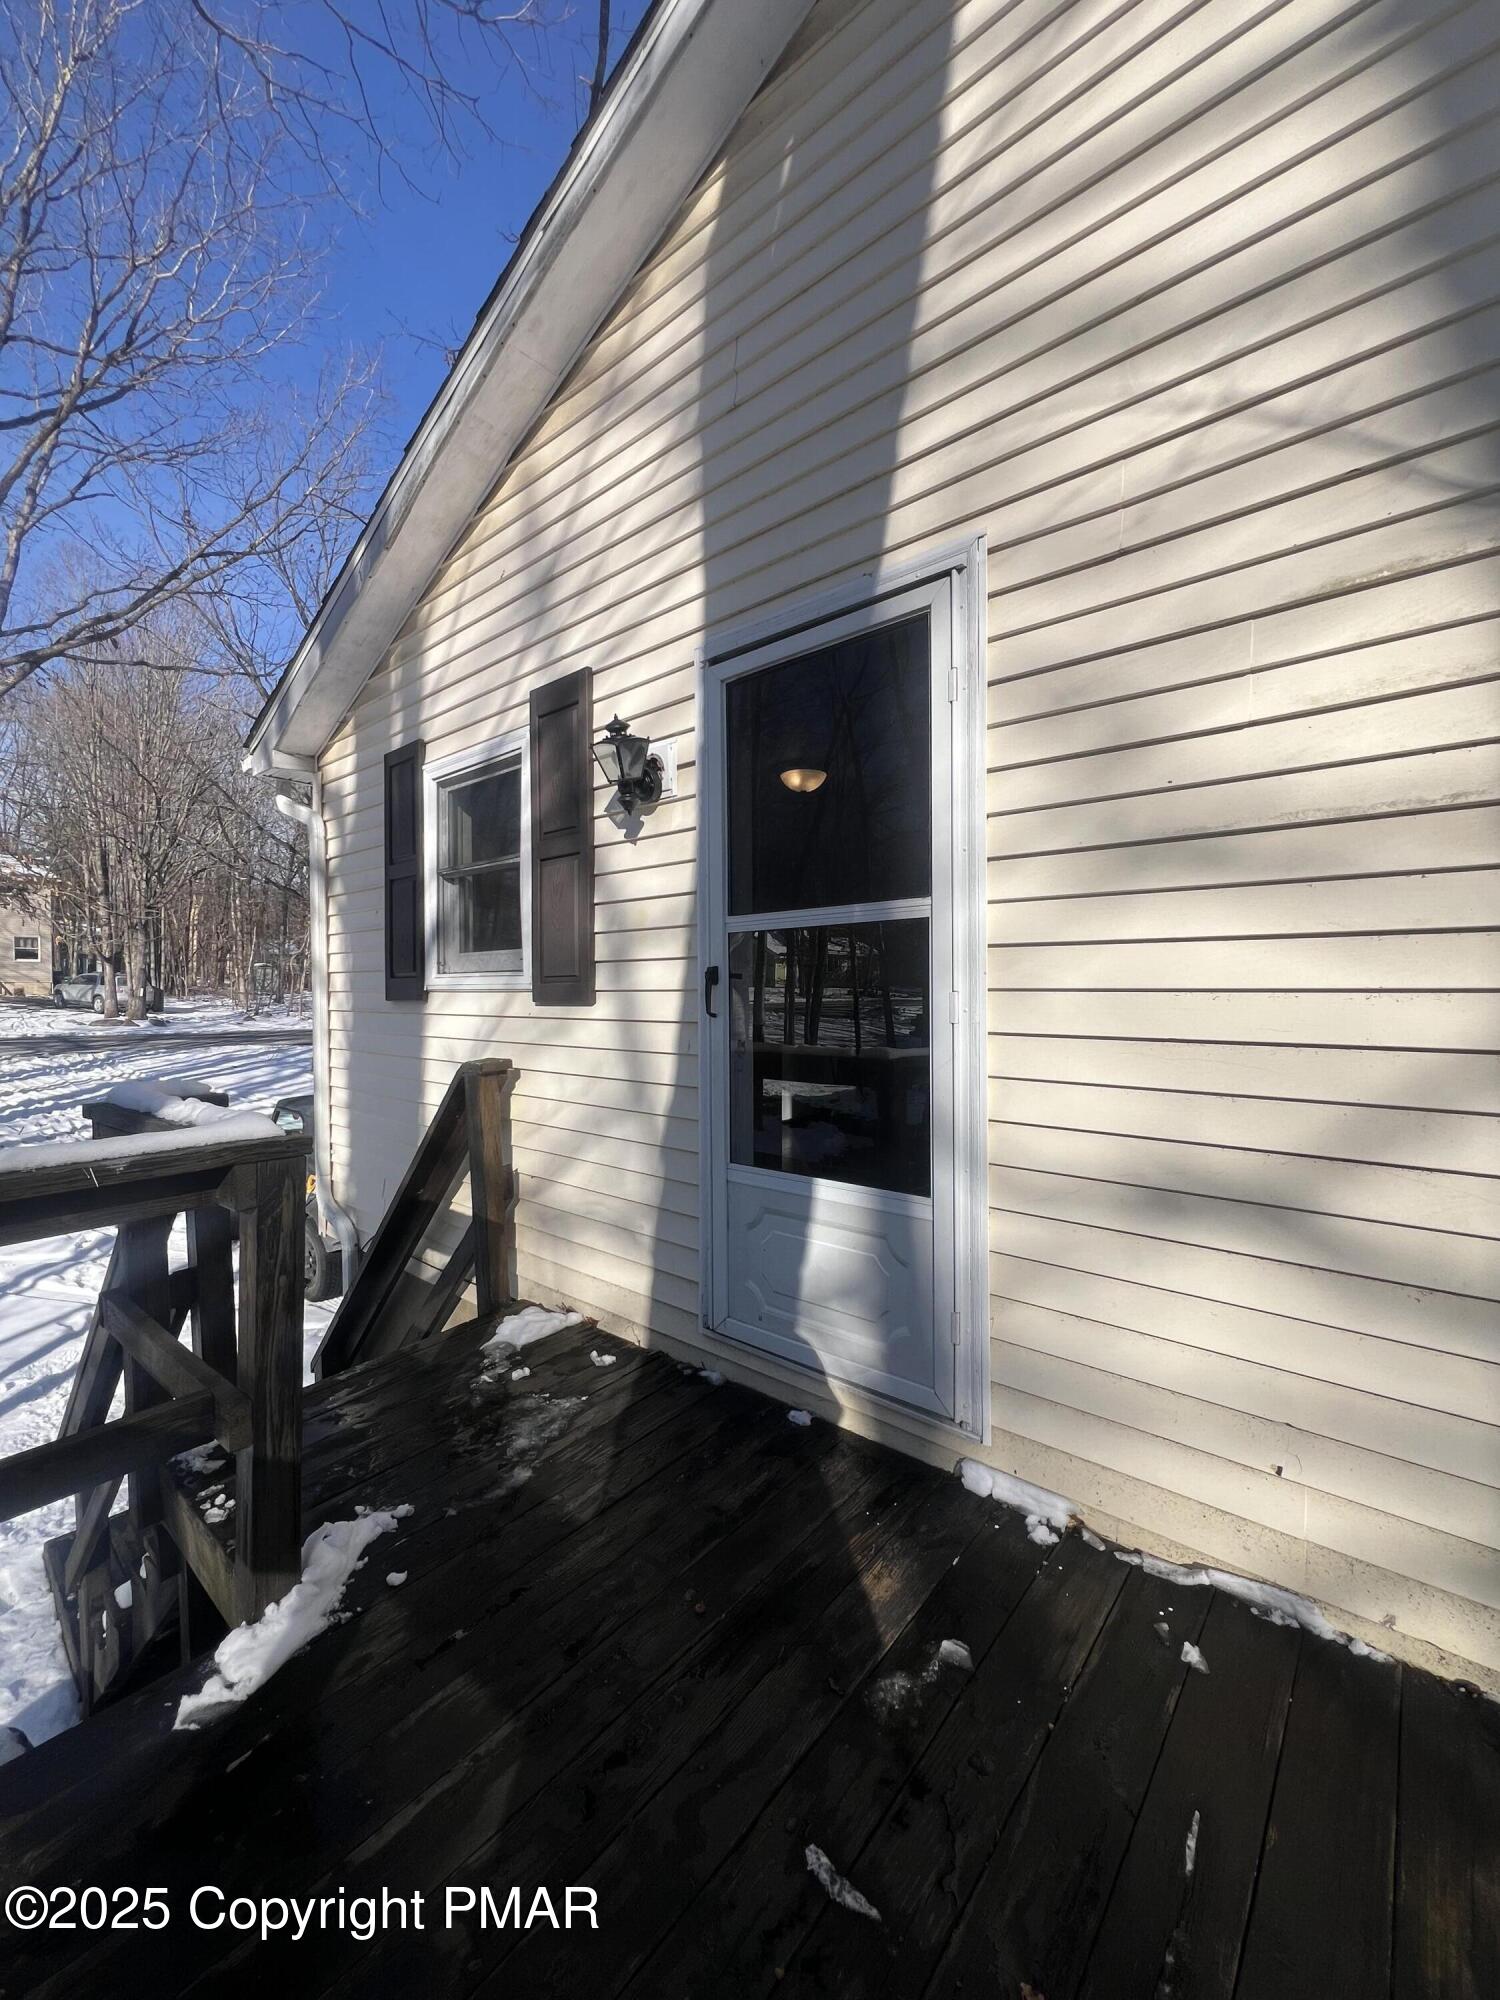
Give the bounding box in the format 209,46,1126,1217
594,714,663,812
778,765,827,793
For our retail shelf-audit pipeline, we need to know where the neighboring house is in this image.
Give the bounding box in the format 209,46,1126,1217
248,0,1500,1682
0,864,52,999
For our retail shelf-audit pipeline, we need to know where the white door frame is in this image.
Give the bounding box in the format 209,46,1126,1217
695,536,989,1442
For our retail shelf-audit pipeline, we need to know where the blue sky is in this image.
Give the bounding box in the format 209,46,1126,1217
316,4,653,467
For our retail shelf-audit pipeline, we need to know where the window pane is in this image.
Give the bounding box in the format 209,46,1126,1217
450,862,522,960
727,920,930,1196
726,615,930,916
445,761,520,868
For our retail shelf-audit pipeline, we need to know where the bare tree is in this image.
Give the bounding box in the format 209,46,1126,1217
0,0,576,703
589,1,614,115
188,0,556,195
0,3,372,696
15,614,310,1016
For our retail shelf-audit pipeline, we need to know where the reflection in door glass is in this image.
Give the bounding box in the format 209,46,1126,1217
725,615,930,915
728,921,930,1196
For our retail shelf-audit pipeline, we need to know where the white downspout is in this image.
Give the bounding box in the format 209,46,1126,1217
276,779,360,1284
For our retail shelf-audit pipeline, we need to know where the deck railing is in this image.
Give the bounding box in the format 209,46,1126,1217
312,1055,515,1378
0,1121,309,1711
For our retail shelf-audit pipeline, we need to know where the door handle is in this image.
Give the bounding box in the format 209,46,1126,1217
704,964,720,1017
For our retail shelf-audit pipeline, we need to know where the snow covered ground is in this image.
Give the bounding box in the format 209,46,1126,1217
0,1010,330,1748
0,994,311,1039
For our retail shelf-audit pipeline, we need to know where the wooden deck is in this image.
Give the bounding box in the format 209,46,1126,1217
0,1317,1494,1999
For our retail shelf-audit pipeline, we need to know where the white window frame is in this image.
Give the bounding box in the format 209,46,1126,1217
11,934,40,961
422,728,531,991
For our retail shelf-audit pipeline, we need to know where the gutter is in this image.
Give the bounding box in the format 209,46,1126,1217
275,783,360,1286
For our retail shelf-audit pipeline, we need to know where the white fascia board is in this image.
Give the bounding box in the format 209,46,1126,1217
248,0,816,769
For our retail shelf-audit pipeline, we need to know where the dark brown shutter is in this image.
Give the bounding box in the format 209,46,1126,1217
383,740,425,1002
529,668,595,1006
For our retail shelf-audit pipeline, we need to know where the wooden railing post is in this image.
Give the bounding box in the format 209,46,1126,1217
116,1219,174,1501
464,1060,515,1318
314,1056,512,1376
232,1153,305,1622
186,1206,237,1382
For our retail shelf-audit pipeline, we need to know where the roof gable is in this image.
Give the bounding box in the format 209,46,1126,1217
246,0,817,773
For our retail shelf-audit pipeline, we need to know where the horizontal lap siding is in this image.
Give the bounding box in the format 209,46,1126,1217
321,0,1500,1672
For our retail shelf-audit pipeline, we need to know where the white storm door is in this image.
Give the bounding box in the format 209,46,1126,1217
702,579,960,1423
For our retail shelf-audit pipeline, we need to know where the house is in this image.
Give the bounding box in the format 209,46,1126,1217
246,0,1500,1688
0,861,53,999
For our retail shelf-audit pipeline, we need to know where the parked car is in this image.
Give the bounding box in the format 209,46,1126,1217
270,1094,345,1303
52,970,124,1012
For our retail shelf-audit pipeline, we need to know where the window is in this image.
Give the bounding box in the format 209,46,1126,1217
726,614,930,916
423,730,529,986
12,935,40,961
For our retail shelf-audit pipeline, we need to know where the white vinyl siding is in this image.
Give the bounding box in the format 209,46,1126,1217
320,0,1500,1678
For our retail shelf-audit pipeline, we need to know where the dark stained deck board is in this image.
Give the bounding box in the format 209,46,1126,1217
220,1410,904,2000
1233,1626,1402,2000
862,1560,1211,2000
258,1437,926,1999
772,1529,1126,1999
1075,1591,1301,2000
0,1320,1495,2000
622,1502,1057,1999
1393,1667,1500,2000
472,1475,989,2000
4,1343,780,1887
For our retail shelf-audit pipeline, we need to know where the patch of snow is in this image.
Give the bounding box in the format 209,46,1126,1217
0,997,308,1039
386,1572,407,1588
1079,1527,1107,1552
114,1582,132,1610
1348,1636,1394,1661
1115,1549,1393,1661
0,1113,284,1173
589,1350,618,1369
698,1367,724,1387
869,1637,978,1722
805,1845,881,1923
510,1366,530,1382
1181,1641,1209,1674
175,1443,226,1476
480,1306,584,1357
0,1724,32,1765
958,1460,1074,1534
94,1080,241,1125
787,1409,812,1427
174,1510,407,1728
1184,1808,1200,1878
1026,1519,1059,1546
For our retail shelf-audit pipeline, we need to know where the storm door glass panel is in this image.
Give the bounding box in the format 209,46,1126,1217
727,920,930,1195
438,756,523,970
726,614,930,915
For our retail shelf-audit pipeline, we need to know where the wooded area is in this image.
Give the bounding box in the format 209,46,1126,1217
0,637,310,1014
